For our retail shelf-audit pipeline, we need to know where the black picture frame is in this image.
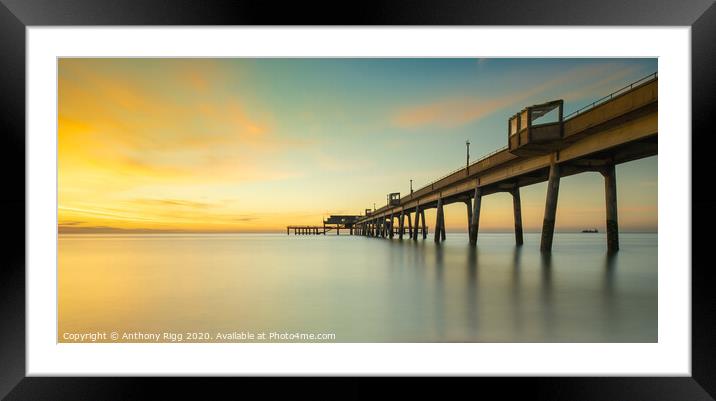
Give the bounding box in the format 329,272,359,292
1,0,713,399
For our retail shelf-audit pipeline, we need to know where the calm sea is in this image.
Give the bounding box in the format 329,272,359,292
58,232,657,343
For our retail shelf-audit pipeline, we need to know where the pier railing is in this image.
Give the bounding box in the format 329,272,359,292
563,72,658,120
411,145,509,197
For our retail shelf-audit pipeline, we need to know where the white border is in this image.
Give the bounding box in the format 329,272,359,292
27,27,690,376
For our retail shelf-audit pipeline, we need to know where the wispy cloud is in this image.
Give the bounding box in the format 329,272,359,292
390,64,637,129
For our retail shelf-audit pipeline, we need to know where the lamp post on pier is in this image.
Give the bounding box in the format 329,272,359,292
466,139,470,175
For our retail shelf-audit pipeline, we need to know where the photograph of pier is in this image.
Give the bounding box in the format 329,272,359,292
58,58,657,343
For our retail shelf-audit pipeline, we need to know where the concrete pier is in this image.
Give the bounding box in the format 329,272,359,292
319,74,658,252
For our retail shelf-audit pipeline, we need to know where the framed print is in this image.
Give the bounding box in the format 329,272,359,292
1,0,714,398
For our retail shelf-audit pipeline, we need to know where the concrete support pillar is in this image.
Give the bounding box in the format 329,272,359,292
389,214,395,238
465,200,472,236
469,187,482,246
421,210,427,239
602,164,619,252
511,188,524,246
399,212,405,239
434,198,445,243
413,207,420,241
440,203,445,241
540,161,561,252
407,212,413,239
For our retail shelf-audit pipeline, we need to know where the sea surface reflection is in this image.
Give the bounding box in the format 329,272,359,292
58,233,657,342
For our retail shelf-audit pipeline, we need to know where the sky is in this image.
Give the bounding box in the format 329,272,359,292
58,58,658,233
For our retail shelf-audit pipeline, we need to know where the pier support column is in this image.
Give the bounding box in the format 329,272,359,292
421,210,427,239
413,207,420,241
399,211,405,239
511,188,524,246
440,203,445,241
389,214,394,238
602,164,619,252
469,187,482,246
540,160,561,252
465,200,472,237
407,212,413,239
434,198,445,243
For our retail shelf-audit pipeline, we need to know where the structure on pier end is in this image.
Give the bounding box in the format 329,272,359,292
287,215,362,235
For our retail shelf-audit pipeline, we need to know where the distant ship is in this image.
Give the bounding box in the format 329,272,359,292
581,228,599,233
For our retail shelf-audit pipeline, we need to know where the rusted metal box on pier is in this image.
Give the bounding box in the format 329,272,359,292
508,99,564,157
387,192,400,207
